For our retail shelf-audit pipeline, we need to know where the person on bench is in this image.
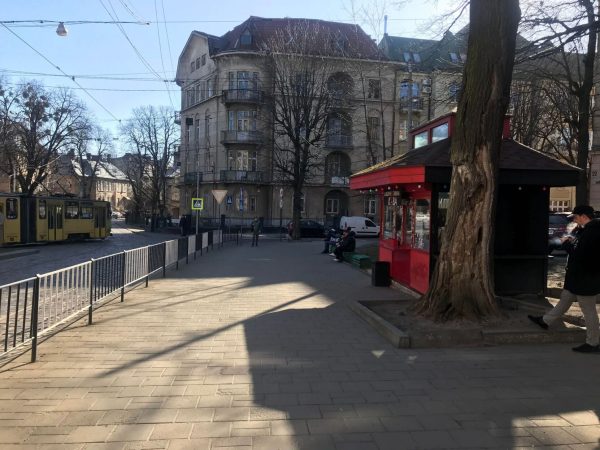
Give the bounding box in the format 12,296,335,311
333,228,356,262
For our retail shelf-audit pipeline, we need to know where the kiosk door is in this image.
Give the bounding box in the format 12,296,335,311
48,203,64,241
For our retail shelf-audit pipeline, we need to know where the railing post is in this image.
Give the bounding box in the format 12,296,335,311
30,276,40,363
186,237,189,265
120,251,126,302
145,245,149,288
162,242,167,278
88,259,95,325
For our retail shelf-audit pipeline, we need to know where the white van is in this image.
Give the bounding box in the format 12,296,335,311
339,216,380,237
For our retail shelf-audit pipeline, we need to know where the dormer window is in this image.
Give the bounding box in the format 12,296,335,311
403,52,412,62
449,52,459,63
240,29,252,46
413,53,421,63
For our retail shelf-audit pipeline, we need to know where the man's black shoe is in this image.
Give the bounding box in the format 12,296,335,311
528,315,548,330
572,343,600,353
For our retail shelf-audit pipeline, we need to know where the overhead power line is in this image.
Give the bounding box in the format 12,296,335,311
0,23,121,123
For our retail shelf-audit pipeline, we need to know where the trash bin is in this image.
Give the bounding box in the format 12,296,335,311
371,261,391,287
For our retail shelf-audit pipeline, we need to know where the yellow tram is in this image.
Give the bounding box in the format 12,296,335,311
0,194,111,246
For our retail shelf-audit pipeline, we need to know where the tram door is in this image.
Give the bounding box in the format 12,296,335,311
94,206,107,238
47,202,64,241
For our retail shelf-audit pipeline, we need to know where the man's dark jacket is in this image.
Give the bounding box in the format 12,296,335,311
563,219,600,295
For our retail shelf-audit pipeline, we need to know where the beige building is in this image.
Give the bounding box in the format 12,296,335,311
175,17,431,227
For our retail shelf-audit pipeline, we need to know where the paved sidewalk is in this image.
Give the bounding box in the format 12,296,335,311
1,238,599,449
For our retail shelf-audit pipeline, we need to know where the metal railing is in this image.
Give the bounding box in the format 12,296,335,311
0,230,239,363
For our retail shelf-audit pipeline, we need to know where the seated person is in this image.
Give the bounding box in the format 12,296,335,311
322,228,339,254
333,228,356,262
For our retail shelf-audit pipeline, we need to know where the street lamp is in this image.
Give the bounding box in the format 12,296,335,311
56,22,68,37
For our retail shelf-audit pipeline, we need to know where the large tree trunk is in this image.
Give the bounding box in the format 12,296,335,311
417,0,521,321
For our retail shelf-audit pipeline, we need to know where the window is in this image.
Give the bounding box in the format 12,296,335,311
414,199,430,251
449,82,461,102
403,52,412,62
6,198,17,219
449,52,459,63
81,202,93,219
65,201,79,219
201,54,206,66
240,29,252,46
414,131,428,149
399,81,419,99
249,196,256,212
228,110,257,131
413,53,421,63
368,79,381,99
364,198,377,216
367,116,380,142
432,123,449,142
190,61,195,72
38,200,46,219
195,57,201,69
227,150,257,171
326,198,339,214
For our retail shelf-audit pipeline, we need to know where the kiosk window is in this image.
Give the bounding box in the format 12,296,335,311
6,198,17,219
383,194,400,239
65,201,79,219
39,200,47,219
413,199,430,251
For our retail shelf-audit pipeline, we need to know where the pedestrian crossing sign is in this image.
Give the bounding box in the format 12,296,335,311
191,198,204,210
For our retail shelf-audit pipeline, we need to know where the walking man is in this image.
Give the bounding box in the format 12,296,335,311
529,205,600,353
251,217,261,247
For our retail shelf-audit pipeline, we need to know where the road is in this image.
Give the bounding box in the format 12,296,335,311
0,220,179,286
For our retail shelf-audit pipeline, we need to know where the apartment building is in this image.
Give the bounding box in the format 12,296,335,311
176,16,432,226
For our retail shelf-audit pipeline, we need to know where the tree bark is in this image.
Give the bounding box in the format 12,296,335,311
417,0,521,321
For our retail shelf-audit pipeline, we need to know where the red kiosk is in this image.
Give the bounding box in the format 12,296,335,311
350,113,580,295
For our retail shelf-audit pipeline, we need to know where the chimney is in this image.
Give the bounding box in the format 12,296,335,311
384,15,388,36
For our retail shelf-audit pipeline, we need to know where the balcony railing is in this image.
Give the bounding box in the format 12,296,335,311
222,89,264,104
329,95,353,109
325,134,353,148
220,170,266,183
400,97,425,111
183,171,203,184
221,130,264,144
328,176,350,186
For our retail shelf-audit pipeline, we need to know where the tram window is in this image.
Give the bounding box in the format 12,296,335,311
56,206,63,228
65,201,79,219
6,198,17,219
39,200,47,219
81,203,93,219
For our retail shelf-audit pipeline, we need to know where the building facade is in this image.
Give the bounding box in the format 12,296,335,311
176,17,433,227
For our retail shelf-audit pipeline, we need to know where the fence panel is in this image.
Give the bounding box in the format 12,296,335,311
177,238,188,261
195,233,202,252
38,262,91,334
188,235,196,256
93,253,124,303
124,247,149,286
202,232,209,249
165,240,178,268
0,277,37,354
148,243,165,275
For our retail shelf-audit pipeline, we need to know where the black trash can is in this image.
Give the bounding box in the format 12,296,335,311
371,261,391,287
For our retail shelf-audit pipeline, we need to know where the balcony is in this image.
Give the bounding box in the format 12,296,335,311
221,130,264,145
329,95,353,110
328,176,350,187
325,134,353,148
183,171,203,185
400,97,425,111
222,89,264,104
220,170,266,183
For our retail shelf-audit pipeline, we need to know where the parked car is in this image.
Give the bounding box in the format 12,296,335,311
339,216,380,237
111,211,124,219
548,212,572,254
287,219,325,238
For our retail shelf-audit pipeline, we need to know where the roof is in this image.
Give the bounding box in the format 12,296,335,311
199,16,384,60
351,137,581,187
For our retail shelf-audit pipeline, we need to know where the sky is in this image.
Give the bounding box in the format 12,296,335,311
0,0,457,154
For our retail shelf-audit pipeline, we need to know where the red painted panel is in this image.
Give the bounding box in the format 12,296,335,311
410,250,430,294
391,248,411,285
350,167,426,190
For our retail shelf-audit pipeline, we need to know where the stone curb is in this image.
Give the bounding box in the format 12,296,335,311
350,298,587,349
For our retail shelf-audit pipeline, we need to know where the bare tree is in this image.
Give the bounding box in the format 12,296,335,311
70,125,116,198
519,0,598,204
120,105,178,229
263,21,341,239
416,0,521,321
0,80,88,195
